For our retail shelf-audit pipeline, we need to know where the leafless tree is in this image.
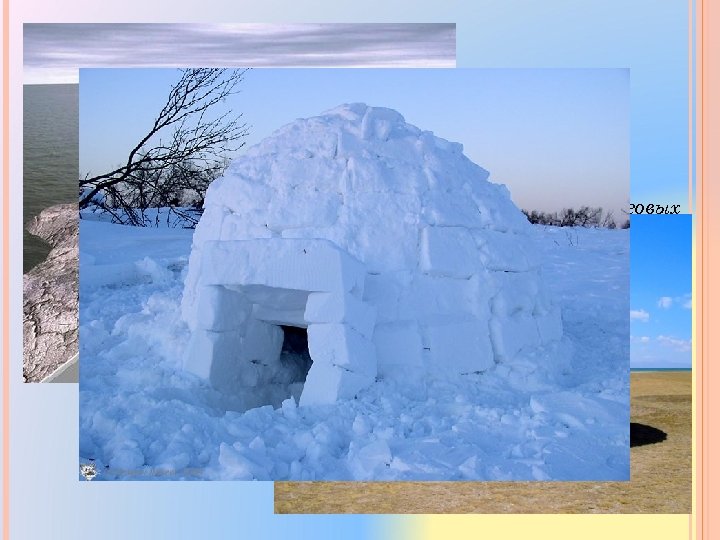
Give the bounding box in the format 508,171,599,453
601,210,617,229
79,68,249,227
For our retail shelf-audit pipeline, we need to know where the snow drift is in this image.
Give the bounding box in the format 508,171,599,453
181,103,564,409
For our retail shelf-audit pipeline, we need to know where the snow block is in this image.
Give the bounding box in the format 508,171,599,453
183,320,283,394
374,321,424,378
205,176,273,217
190,204,228,247
252,304,308,328
535,306,563,343
343,156,427,194
304,292,377,339
398,274,487,321
193,285,252,332
307,323,377,379
360,105,406,141
199,238,366,298
489,272,539,317
420,226,478,279
422,190,485,228
184,329,240,380
240,319,285,369
299,362,374,406
184,329,260,390
467,181,531,233
345,192,421,272
423,319,495,374
489,314,542,362
361,271,412,324
472,229,538,272
266,191,342,231
220,214,273,241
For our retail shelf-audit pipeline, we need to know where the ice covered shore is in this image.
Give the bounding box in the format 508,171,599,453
23,203,78,382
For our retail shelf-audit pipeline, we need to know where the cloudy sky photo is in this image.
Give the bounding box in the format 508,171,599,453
24,23,456,84
631,215,692,368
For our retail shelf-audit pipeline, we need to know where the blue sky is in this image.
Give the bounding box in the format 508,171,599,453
631,214,692,368
80,68,629,218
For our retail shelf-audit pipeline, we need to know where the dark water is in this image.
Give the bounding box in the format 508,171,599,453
23,84,78,273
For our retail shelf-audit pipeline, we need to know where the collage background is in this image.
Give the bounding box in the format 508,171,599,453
2,1,700,538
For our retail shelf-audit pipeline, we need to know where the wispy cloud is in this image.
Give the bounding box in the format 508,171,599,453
631,334,692,368
630,309,650,322
657,296,673,309
657,335,692,352
677,293,692,309
24,23,456,84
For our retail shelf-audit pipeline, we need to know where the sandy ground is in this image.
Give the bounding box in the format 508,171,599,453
274,371,691,514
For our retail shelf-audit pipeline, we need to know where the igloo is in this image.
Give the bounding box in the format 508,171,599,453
181,103,563,409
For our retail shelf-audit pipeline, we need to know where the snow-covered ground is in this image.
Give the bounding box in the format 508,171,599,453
79,217,628,481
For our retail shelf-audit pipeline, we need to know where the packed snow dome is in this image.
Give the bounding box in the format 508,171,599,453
181,103,564,410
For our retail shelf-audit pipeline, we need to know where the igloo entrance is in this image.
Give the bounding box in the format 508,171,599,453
182,238,378,409
278,325,313,384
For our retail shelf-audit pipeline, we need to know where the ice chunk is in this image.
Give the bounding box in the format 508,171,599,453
360,106,406,141
347,439,392,479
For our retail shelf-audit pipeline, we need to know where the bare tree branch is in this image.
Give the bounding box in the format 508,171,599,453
80,68,250,226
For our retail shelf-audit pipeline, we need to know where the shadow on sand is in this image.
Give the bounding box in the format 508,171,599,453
630,422,667,447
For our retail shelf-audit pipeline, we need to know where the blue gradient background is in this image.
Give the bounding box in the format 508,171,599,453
10,1,690,538
452,0,687,211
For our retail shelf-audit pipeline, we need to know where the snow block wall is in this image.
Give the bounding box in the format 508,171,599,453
182,103,563,407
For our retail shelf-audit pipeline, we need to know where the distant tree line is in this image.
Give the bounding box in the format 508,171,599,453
521,206,630,229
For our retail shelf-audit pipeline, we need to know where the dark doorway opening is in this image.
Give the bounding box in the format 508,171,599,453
630,422,667,447
279,326,313,385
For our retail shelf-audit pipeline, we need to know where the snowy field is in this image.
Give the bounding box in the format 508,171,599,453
79,219,629,481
